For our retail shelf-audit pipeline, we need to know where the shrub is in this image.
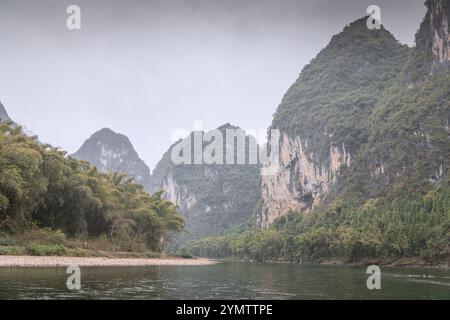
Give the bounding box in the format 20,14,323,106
16,228,68,247
176,248,194,259
66,248,89,257
26,242,67,256
145,251,161,258
0,246,18,255
45,230,68,245
0,233,14,246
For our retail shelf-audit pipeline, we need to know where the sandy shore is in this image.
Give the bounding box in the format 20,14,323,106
0,255,218,267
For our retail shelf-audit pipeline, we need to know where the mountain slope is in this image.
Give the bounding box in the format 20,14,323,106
72,128,151,188
0,102,11,123
148,124,261,247
260,17,410,226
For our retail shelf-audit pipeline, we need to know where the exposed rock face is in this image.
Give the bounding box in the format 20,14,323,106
259,3,450,229
72,128,151,188
161,173,197,211
259,133,350,227
428,0,450,64
259,18,409,228
0,102,11,123
148,124,260,247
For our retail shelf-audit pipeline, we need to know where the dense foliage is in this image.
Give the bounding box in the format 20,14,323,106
0,123,184,252
184,178,450,262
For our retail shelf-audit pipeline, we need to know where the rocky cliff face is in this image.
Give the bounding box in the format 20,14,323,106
260,3,450,228
260,133,350,227
72,128,151,188
428,0,450,64
410,0,450,81
259,18,410,227
0,102,11,123
148,124,261,246
161,173,198,211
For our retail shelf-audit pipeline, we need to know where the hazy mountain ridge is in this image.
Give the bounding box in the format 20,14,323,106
72,124,261,247
148,124,261,247
0,102,11,123
72,128,151,188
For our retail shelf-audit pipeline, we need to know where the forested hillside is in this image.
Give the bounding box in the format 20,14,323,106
73,128,152,189
0,123,183,255
148,124,260,249
0,102,11,123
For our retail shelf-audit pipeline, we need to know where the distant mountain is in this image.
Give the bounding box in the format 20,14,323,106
0,101,11,123
72,128,151,188
148,124,261,248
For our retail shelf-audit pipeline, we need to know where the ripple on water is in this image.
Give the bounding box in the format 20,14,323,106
1,263,450,299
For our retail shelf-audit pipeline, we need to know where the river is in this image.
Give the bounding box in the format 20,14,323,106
0,261,449,299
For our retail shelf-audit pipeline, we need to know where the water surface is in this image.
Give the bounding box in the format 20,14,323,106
0,261,449,299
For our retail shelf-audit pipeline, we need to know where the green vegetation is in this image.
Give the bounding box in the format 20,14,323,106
149,124,260,249
184,178,450,263
25,243,67,256
0,123,184,254
0,246,18,255
272,18,410,159
175,248,194,259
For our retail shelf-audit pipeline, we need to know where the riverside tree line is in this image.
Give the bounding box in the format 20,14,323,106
0,123,184,253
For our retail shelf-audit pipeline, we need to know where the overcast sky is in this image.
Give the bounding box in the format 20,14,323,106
0,0,426,170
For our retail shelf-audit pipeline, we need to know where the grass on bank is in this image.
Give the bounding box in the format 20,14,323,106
0,228,165,258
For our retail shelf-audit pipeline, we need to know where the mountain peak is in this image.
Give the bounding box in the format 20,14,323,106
401,0,450,83
319,16,400,59
272,15,408,139
216,123,240,132
72,128,151,188
88,127,130,144
0,101,11,123
95,127,116,135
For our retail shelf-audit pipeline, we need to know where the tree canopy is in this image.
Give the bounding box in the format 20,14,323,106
0,123,184,252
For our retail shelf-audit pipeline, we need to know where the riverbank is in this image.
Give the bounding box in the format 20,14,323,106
216,256,450,269
315,256,450,269
0,255,218,267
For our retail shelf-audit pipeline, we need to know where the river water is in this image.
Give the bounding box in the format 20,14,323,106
0,261,449,299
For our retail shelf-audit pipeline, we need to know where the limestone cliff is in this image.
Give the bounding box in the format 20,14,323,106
259,18,409,227
148,124,260,247
405,0,450,83
260,3,450,228
0,102,11,123
428,0,450,64
260,133,350,227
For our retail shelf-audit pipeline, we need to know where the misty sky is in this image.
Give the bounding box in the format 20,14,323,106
0,0,426,170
